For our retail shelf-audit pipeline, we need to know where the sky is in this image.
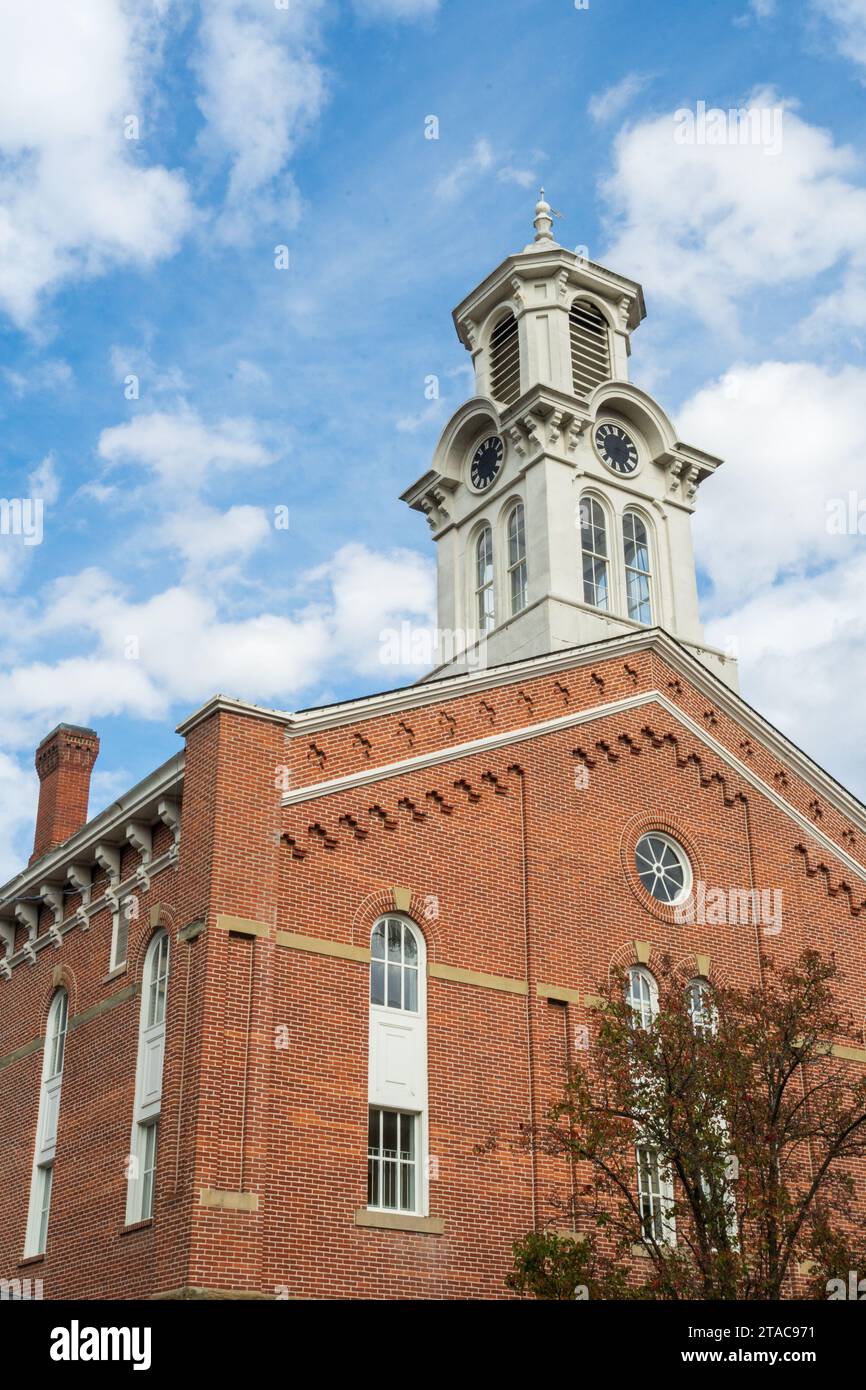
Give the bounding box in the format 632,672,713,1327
1,0,866,880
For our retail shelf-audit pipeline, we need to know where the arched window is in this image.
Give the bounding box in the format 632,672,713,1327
580,496,609,610
623,512,652,624
570,299,611,402
368,916,428,1216
475,526,495,633
686,978,716,1038
371,916,419,1012
24,988,68,1256
489,311,520,406
507,503,528,615
627,966,658,1029
125,930,170,1224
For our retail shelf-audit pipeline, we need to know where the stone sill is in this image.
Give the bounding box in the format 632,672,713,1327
120,1219,154,1237
18,1252,45,1269
354,1208,444,1235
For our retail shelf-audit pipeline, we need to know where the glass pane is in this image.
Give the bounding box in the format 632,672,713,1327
368,1108,380,1149
368,1156,378,1207
403,929,417,965
403,967,418,1012
371,922,385,958
387,919,402,961
401,1160,414,1213
400,1114,415,1159
114,912,129,968
382,1110,398,1154
387,963,402,1009
371,960,385,1006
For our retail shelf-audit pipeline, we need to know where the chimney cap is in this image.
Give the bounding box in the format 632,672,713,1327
35,723,99,753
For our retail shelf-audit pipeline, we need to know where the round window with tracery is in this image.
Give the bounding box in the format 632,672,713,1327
635,832,691,905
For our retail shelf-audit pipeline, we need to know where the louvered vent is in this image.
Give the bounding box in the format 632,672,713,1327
570,299,611,402
489,312,520,406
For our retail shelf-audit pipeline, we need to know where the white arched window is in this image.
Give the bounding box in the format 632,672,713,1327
570,299,611,402
687,978,716,1038
627,965,659,1030
580,497,609,611
24,988,68,1256
507,503,528,615
367,916,428,1216
125,930,170,1224
489,311,520,406
475,526,495,634
623,512,653,624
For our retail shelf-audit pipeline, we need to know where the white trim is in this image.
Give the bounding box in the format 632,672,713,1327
281,688,866,888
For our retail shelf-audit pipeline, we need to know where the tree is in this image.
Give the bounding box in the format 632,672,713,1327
509,950,866,1299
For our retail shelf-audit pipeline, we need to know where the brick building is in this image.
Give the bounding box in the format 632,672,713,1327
1,199,865,1300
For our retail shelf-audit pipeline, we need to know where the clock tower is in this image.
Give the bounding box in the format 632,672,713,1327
402,193,738,690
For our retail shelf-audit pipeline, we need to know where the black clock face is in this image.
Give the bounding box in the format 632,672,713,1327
595,422,639,474
469,435,504,491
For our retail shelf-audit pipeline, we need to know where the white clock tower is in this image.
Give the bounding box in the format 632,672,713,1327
402,193,738,690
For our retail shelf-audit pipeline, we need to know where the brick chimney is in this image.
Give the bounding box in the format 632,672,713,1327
30,724,100,865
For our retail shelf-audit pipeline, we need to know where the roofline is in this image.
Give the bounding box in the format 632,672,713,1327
0,750,185,911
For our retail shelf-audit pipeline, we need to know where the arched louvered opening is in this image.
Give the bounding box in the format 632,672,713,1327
489,312,520,406
570,298,611,402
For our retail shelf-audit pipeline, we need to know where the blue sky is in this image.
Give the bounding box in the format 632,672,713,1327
2,0,866,877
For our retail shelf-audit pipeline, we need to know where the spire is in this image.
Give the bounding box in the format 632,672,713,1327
533,187,554,243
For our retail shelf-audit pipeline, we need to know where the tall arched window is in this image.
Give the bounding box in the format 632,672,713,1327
627,965,658,1030
489,311,520,406
475,526,495,633
687,978,716,1038
507,503,527,615
24,988,68,1256
367,916,428,1216
623,512,653,624
570,299,611,402
580,496,609,610
125,930,170,1224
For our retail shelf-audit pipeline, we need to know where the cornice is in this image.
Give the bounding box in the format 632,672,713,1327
282,685,866,886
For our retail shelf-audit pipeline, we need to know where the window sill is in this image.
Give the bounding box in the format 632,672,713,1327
354,1208,444,1235
18,1252,45,1268
103,964,128,984
120,1219,153,1237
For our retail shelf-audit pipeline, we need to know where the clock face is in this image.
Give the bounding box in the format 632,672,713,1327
469,435,504,491
594,422,639,475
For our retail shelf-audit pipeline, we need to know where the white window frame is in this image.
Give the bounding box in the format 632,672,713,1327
636,1144,676,1245
635,832,692,906
367,1107,419,1215
125,930,170,1225
686,978,716,1038
622,510,653,625
627,966,659,1030
24,988,68,1257
367,916,428,1216
580,495,610,611
110,892,138,972
506,502,528,615
475,525,495,634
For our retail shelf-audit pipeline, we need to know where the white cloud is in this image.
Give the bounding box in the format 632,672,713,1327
601,92,866,335
352,0,439,17
98,408,274,490
0,750,42,882
233,358,271,389
28,453,60,506
0,0,192,326
2,359,72,396
813,0,866,74
588,73,651,124
309,541,436,677
161,503,272,573
684,360,866,607
680,359,866,793
436,138,495,202
497,165,538,189
193,0,328,246
109,344,188,396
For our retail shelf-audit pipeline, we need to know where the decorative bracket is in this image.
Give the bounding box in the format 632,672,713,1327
126,822,153,889
39,885,65,948
158,799,181,865
0,920,15,976
67,863,93,929
14,902,39,965
95,843,121,907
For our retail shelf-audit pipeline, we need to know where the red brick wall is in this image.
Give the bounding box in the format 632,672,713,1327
1,647,864,1299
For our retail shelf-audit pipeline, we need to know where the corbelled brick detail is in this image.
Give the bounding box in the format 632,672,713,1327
30,724,100,865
